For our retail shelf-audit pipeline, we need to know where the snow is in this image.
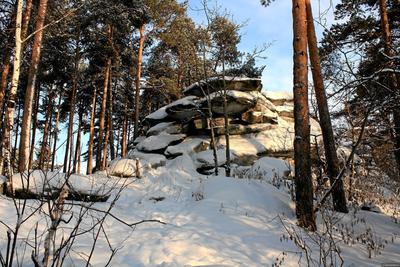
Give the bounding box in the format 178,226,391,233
108,159,143,178
127,150,167,168
275,104,293,116
147,122,180,136
145,106,168,121
251,157,292,180
164,137,210,157
263,91,293,101
207,90,256,102
166,95,198,108
10,170,112,195
136,133,186,152
1,160,399,266
195,149,236,168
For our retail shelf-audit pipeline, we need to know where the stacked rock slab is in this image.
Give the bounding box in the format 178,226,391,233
127,76,321,174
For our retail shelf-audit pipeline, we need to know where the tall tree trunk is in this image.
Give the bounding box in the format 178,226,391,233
51,96,62,171
116,127,121,157
0,0,32,126
18,0,49,172
378,0,400,174
221,55,230,177
39,92,54,169
121,99,128,157
87,87,97,175
73,112,82,174
63,33,80,174
134,24,145,140
306,0,348,213
11,102,22,169
0,6,17,122
102,113,110,170
96,25,112,171
2,0,24,179
292,0,316,230
109,70,115,160
29,85,41,169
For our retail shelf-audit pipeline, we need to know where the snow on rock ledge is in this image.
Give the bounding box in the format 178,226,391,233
127,150,167,168
183,76,262,97
108,159,143,178
136,133,186,153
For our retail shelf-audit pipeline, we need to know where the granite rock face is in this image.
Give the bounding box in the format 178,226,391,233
127,76,321,173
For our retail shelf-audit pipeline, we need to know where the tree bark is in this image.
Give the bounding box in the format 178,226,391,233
96,25,112,171
306,0,348,213
102,112,110,170
39,91,54,169
292,0,316,230
73,111,82,174
11,102,22,169
18,0,49,172
51,96,62,171
121,99,128,157
0,0,32,128
378,0,400,174
0,6,17,123
87,87,97,175
1,0,24,179
63,32,80,174
109,70,115,160
221,55,231,177
134,24,145,140
28,86,41,169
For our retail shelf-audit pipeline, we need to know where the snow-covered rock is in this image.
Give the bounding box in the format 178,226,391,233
136,133,186,153
143,106,170,126
263,91,293,105
108,159,143,178
11,170,112,196
165,137,210,157
127,150,167,168
201,90,257,116
147,122,182,136
195,149,236,171
184,76,262,97
165,96,201,122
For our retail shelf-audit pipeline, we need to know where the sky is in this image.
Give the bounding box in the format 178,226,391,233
187,0,339,92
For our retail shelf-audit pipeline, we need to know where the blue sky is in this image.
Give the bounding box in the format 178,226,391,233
187,0,339,92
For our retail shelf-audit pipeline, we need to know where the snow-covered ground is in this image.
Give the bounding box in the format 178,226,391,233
0,155,399,266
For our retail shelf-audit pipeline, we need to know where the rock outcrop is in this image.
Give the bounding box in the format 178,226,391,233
126,76,321,174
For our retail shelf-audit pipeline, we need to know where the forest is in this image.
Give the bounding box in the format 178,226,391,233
0,0,399,266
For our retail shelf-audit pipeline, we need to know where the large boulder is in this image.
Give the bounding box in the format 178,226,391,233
183,76,262,97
